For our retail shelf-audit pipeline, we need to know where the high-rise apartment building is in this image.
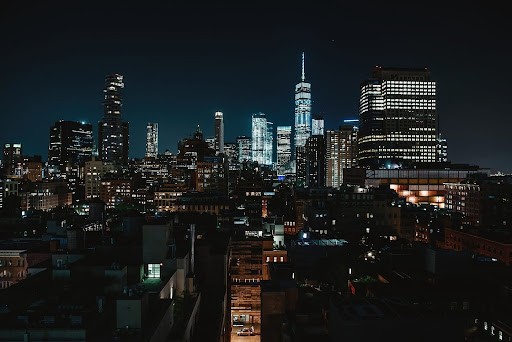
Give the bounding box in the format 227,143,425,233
326,125,358,187
3,143,22,176
48,120,93,168
98,74,129,165
312,114,324,136
277,126,292,176
146,123,159,158
294,53,312,152
214,111,224,155
358,67,437,167
237,136,251,163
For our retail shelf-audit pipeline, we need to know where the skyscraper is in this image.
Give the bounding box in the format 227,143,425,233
98,74,129,165
326,124,358,188
237,136,251,163
252,113,267,165
146,123,159,158
3,143,22,176
277,126,292,176
294,52,312,152
265,121,273,166
305,135,326,188
312,114,324,136
295,146,307,187
358,67,437,167
214,111,224,155
48,120,93,168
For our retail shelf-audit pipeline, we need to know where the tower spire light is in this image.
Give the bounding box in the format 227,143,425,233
301,52,305,81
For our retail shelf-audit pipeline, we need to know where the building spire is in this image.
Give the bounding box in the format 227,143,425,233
301,52,305,81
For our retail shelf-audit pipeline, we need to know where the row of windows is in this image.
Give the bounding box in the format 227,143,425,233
265,256,285,262
0,259,24,267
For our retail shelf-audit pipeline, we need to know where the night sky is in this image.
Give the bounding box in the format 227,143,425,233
1,3,510,171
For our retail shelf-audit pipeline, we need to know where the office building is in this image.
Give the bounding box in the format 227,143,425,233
326,125,358,187
365,166,489,207
277,126,292,176
252,113,272,166
358,67,437,167
3,143,22,176
176,125,215,170
99,177,133,208
305,135,326,188
214,111,224,155
296,146,307,188
294,52,312,151
145,123,158,158
85,158,115,200
22,155,43,182
223,142,238,165
196,157,227,193
265,121,273,166
312,114,324,136
48,120,93,168
98,74,129,165
237,136,252,163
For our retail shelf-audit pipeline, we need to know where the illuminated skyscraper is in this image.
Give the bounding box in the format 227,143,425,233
326,124,358,188
265,121,273,166
48,120,93,167
312,114,324,136
277,126,292,176
98,74,129,165
214,111,224,155
294,52,312,152
237,136,251,162
145,123,158,158
358,67,437,167
252,113,273,166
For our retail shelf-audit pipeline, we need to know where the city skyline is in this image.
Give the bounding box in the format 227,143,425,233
1,3,511,172
2,4,512,342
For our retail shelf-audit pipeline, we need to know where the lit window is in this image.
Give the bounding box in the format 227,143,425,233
148,264,161,278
